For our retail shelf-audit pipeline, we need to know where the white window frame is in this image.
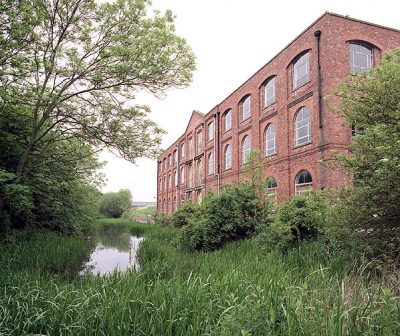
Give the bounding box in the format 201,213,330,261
208,121,214,141
181,143,185,158
295,107,311,146
241,96,251,121
242,135,251,164
295,170,313,195
266,177,277,202
293,52,310,89
208,153,214,175
181,167,185,185
265,123,277,156
349,42,373,75
224,144,232,170
224,110,232,132
264,77,276,107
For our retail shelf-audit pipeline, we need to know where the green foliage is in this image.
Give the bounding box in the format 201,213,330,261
177,183,264,252
0,219,398,335
99,189,132,219
258,192,327,251
154,212,173,226
171,202,200,227
333,48,400,262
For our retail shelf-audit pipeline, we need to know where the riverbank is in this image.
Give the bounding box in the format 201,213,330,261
0,219,398,335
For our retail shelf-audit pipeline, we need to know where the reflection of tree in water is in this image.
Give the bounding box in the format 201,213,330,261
96,228,132,252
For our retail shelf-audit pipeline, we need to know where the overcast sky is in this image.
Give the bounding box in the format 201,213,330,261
100,0,400,201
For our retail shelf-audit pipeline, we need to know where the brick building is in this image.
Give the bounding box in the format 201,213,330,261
156,12,400,214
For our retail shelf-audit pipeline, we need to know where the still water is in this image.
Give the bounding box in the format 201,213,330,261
81,228,144,276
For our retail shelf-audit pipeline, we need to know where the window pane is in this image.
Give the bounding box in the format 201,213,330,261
349,43,372,74
225,111,231,131
264,77,276,107
294,52,310,89
242,96,251,120
225,145,232,169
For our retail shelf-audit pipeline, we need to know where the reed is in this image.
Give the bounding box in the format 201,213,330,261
0,220,398,335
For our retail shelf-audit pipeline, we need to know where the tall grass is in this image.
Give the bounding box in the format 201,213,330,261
0,220,399,335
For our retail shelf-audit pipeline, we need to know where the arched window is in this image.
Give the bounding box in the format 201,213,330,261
242,135,251,164
168,154,172,167
349,42,373,74
197,130,203,155
173,150,178,164
181,166,185,185
174,170,178,186
224,109,232,132
266,177,277,202
295,170,313,195
168,174,172,189
224,144,232,170
295,107,311,146
159,178,162,191
240,95,251,121
181,143,185,158
208,152,214,175
263,76,276,107
293,52,310,89
208,121,214,141
188,137,193,158
265,123,277,156
163,176,166,189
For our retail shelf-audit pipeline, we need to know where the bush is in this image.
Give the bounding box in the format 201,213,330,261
154,212,172,226
258,192,327,251
177,183,265,252
171,202,200,228
99,189,132,219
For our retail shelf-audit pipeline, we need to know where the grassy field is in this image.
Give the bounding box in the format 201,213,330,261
0,219,399,335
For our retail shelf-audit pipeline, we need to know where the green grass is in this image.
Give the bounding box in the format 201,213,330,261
0,220,399,335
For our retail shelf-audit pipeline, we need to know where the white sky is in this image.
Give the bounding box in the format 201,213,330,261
100,0,400,201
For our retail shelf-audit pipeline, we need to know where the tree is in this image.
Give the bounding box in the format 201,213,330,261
333,48,400,260
0,0,196,184
99,189,132,219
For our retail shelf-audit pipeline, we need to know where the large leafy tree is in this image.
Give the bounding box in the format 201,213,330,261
0,0,195,182
0,0,195,232
334,49,400,260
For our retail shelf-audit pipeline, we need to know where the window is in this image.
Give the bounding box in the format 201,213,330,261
159,178,162,191
224,144,232,170
295,107,311,146
240,95,251,121
264,77,276,107
242,135,251,164
174,170,178,187
349,42,372,74
163,176,166,189
295,170,313,195
181,166,185,185
266,177,277,202
168,174,172,189
181,143,185,158
265,123,277,156
224,109,232,132
174,150,178,164
208,152,214,175
188,137,193,158
163,158,166,170
168,154,172,167
208,121,214,141
293,52,310,89
197,130,203,155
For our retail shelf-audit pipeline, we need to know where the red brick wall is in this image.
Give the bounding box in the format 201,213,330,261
157,13,400,213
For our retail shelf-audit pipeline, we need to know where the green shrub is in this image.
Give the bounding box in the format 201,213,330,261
154,212,172,226
99,189,132,219
171,202,200,228
259,192,327,251
177,183,264,252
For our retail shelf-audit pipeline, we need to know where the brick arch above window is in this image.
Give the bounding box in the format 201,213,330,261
290,50,311,90
223,109,232,132
261,75,277,108
239,94,251,121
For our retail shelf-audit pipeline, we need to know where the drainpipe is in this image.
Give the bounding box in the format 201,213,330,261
216,106,221,193
314,29,326,189
314,30,323,129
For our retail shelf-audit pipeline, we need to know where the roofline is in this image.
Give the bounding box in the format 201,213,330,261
158,12,400,159
210,12,400,111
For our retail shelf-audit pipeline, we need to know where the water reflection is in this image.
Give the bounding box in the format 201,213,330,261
81,228,144,276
